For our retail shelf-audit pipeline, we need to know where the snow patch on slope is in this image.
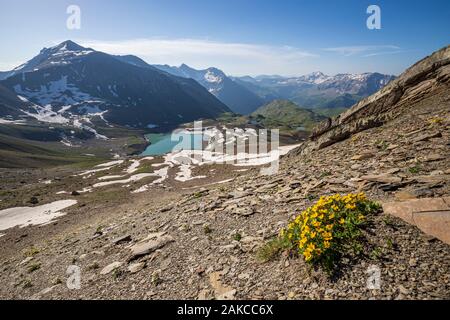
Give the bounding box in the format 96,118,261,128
0,200,77,232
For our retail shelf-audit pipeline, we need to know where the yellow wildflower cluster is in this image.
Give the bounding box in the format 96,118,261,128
429,117,444,125
280,193,374,264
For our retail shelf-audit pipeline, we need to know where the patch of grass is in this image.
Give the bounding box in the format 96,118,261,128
320,171,331,178
0,131,108,169
179,224,191,232
232,233,242,241
23,246,40,257
370,247,383,260
382,214,395,227
306,194,316,201
352,242,364,255
87,189,123,203
22,279,33,289
203,225,213,234
376,140,389,151
251,100,326,132
408,165,422,174
151,271,162,286
94,225,103,236
133,161,156,174
112,268,124,280
386,238,394,250
193,191,205,199
27,263,41,273
257,238,287,263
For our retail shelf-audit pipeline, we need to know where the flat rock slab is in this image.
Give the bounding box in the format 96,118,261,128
128,262,145,273
413,131,442,142
129,233,174,260
383,197,450,244
112,234,132,245
100,261,123,275
351,152,375,160
361,174,402,184
209,272,236,300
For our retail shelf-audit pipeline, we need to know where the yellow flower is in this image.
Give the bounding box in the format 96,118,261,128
304,251,312,261
323,231,332,240
284,192,378,264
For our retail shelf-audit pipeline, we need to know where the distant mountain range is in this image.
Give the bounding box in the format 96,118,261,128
0,40,230,132
153,64,264,114
0,40,396,142
232,71,396,110
152,65,395,115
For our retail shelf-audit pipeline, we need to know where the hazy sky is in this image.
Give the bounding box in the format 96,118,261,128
0,0,449,76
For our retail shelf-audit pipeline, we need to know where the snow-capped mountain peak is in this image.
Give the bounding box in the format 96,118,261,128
52,40,86,52
204,69,224,84
153,63,264,114
7,41,94,78
0,40,230,136
301,71,330,84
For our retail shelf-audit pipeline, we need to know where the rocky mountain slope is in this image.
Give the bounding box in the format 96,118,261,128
154,64,264,115
0,84,32,118
0,41,230,128
233,72,395,111
0,46,448,300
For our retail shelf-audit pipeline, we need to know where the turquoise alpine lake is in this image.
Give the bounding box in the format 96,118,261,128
141,132,204,156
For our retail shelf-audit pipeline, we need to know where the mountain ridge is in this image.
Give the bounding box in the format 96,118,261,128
154,63,264,115
233,71,396,110
0,41,231,130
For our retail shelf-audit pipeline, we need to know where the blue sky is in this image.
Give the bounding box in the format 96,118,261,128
0,0,449,76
